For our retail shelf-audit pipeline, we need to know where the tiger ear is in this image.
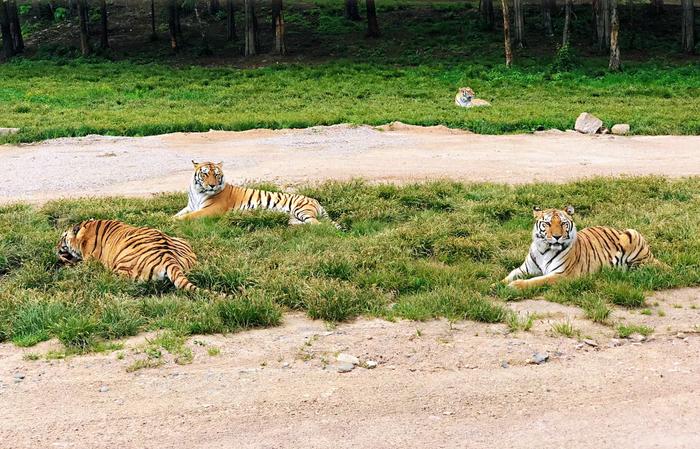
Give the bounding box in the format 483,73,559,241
565,205,575,216
191,160,199,168
216,161,223,167
532,206,542,218
72,224,82,235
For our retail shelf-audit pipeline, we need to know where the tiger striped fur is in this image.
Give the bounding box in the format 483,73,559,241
174,161,342,229
503,206,659,290
57,219,203,293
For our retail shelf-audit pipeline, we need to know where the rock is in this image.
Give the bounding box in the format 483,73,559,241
0,128,20,136
14,373,25,380
675,332,686,339
629,334,646,343
99,386,109,393
500,361,509,369
609,339,623,347
611,124,630,135
583,339,598,347
365,360,378,369
281,362,291,368
574,113,604,134
532,353,549,365
575,343,585,350
335,363,355,373
336,353,359,365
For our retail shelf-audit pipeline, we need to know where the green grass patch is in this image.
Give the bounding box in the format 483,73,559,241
1,177,699,349
617,324,655,338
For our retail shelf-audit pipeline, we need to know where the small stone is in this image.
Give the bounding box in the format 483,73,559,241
630,334,646,343
0,127,20,136
583,339,598,347
532,353,549,365
575,343,585,350
609,339,623,347
574,112,604,134
281,362,291,368
675,332,686,339
14,373,25,380
500,361,509,369
99,386,109,393
336,353,360,365
365,360,378,369
335,363,355,373
611,124,630,135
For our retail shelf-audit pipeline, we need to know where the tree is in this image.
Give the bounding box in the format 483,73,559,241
226,0,236,41
480,0,495,29
244,0,258,56
193,1,211,55
593,0,611,51
541,0,553,36
168,0,179,51
150,0,157,41
513,0,525,48
365,0,379,37
345,0,361,21
501,0,513,67
609,0,621,71
7,0,22,53
77,0,90,56
651,0,664,15
0,1,14,58
99,0,109,49
272,0,286,55
209,0,220,14
681,0,695,53
562,0,573,46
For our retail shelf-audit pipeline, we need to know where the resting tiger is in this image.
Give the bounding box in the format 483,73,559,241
503,206,660,289
174,161,342,229
57,219,203,293
454,87,491,108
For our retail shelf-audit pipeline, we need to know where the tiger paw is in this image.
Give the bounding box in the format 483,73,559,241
508,279,529,290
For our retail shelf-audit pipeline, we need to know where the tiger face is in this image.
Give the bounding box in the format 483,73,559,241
192,161,224,194
532,206,577,251
56,223,85,265
457,87,475,104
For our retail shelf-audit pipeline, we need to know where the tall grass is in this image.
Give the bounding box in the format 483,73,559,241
1,177,699,350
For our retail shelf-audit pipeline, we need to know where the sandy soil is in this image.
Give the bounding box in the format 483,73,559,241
2,122,700,204
2,124,700,448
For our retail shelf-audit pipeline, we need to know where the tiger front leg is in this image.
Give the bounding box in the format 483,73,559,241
174,208,221,221
508,273,564,290
174,207,190,218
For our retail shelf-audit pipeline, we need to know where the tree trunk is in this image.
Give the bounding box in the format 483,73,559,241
77,0,90,56
609,0,621,71
562,0,572,46
345,0,361,21
365,0,379,37
0,1,14,58
209,0,220,14
651,0,663,15
501,0,513,68
272,0,286,55
244,0,258,56
8,0,22,53
513,0,524,48
682,0,695,53
542,0,553,36
194,1,211,55
150,0,157,41
480,0,495,29
168,0,179,51
594,0,611,51
226,0,236,41
99,0,109,49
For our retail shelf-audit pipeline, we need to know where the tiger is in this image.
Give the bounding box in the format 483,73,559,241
174,161,342,229
503,206,660,290
56,219,203,293
454,87,491,108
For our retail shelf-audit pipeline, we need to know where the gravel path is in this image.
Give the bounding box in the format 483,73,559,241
2,122,700,204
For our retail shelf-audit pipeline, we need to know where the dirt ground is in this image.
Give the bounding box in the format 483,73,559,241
1,125,700,448
2,122,700,204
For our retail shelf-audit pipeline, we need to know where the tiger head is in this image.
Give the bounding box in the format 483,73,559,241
56,222,88,265
192,161,225,194
456,87,475,104
531,206,577,251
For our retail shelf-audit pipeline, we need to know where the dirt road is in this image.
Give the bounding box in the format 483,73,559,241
2,122,700,204
1,124,700,448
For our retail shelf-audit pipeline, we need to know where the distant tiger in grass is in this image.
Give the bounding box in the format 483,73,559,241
503,206,661,289
174,161,342,229
57,219,204,293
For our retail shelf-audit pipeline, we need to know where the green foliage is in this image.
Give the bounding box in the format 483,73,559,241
552,44,577,72
617,324,654,338
1,177,699,349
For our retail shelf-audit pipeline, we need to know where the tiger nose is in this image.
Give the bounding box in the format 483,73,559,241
552,234,562,240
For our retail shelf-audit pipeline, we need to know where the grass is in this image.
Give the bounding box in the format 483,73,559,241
1,177,699,350
617,324,655,338
1,2,699,142
551,320,580,338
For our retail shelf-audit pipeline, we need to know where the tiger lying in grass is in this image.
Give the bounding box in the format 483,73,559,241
174,161,342,229
57,219,210,294
504,206,661,290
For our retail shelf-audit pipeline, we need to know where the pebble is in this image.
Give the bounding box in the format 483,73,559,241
14,373,25,380
583,339,598,347
630,334,646,343
99,386,109,393
609,339,623,347
532,353,549,365
337,353,360,365
676,333,686,339
365,360,378,369
500,361,509,369
335,363,355,373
